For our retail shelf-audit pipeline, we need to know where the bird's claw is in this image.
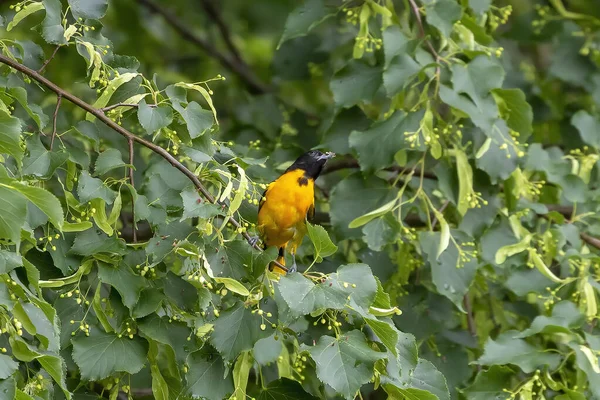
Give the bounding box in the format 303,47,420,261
287,253,297,274
248,236,260,248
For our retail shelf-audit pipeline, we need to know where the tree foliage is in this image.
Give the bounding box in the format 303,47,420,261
1,0,600,399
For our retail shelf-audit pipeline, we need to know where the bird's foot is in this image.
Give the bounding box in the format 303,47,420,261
287,253,297,274
287,263,297,274
248,236,260,248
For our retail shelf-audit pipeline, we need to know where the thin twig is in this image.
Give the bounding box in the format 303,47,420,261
128,138,137,243
0,53,286,271
100,103,149,112
430,200,450,230
463,294,479,370
407,0,441,76
137,0,269,94
581,233,600,249
38,45,62,74
50,94,62,150
198,0,244,63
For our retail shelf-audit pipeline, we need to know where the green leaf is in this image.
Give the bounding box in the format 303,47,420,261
213,277,250,296
97,262,145,309
37,354,70,398
572,110,600,148
440,56,504,130
0,377,16,400
249,378,319,400
0,186,27,245
0,354,18,379
148,341,169,400
70,229,126,256
7,181,64,229
453,148,474,216
278,272,347,317
350,110,423,173
77,171,117,204
174,82,218,124
365,318,399,356
362,214,399,251
420,231,478,311
303,330,385,400
7,2,44,31
41,0,66,44
492,88,533,136
8,87,49,130
232,351,253,400
306,222,338,262
229,165,247,215
515,301,583,338
477,331,561,373
330,174,395,239
186,349,234,400
495,234,531,264
253,334,282,366
424,0,462,37
68,0,108,20
409,359,450,400
278,0,335,47
137,314,192,362
22,136,68,178
529,248,564,283
94,148,129,175
330,61,382,108
209,301,273,360
348,198,397,229
72,330,149,380
133,288,165,319
384,332,419,384
179,101,213,138
137,99,173,134
383,385,438,400
0,250,22,275
570,343,600,398
89,73,139,118
469,0,492,13
0,110,23,163
180,186,222,220
461,365,512,400
279,263,376,316
383,54,421,97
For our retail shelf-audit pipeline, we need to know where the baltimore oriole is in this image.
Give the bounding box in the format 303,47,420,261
254,150,335,274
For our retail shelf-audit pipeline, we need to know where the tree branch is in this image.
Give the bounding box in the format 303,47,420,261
49,94,61,150
198,0,244,63
407,0,441,75
137,0,270,94
0,53,286,270
38,45,62,74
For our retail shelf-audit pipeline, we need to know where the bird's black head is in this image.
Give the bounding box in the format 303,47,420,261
285,150,336,180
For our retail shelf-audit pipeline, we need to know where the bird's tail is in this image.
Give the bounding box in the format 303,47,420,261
270,247,287,275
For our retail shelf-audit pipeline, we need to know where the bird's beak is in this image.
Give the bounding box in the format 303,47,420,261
318,152,336,161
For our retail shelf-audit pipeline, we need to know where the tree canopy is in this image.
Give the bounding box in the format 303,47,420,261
1,0,600,399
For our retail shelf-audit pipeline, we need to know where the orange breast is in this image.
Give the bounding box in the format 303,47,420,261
257,169,314,248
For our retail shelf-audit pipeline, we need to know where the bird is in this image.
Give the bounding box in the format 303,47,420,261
253,149,335,274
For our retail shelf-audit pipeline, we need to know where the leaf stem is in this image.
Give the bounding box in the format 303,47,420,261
50,93,62,150
128,138,136,243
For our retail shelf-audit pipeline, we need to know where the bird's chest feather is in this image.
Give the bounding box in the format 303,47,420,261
259,170,314,229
